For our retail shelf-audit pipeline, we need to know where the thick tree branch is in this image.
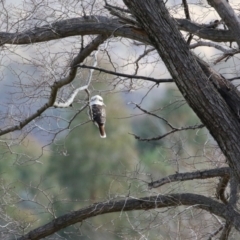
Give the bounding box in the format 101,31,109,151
190,41,240,64
207,0,240,47
177,18,235,42
0,16,149,45
17,193,240,240
148,167,230,189
196,57,240,120
0,16,236,46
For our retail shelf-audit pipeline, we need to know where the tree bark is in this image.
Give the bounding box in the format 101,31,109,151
0,17,235,45
123,0,240,182
17,194,240,240
207,0,240,47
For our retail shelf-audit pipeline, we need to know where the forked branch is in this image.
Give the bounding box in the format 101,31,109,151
130,104,204,141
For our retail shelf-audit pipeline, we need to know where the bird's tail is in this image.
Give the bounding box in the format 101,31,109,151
99,125,106,138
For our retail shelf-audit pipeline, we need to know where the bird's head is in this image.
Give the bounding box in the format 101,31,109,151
90,95,105,106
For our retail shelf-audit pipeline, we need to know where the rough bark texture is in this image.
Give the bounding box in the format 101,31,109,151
123,0,240,182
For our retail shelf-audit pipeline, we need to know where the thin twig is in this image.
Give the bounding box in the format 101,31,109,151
77,64,173,83
130,123,204,142
133,103,175,128
228,76,240,81
105,1,130,13
207,225,224,240
133,47,155,75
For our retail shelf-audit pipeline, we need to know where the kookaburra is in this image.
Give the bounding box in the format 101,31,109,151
89,95,106,138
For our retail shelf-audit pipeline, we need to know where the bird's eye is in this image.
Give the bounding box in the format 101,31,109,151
99,99,103,102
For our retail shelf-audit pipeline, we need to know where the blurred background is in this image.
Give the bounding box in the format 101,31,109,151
0,0,239,239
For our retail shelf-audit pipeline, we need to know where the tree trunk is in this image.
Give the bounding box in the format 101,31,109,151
123,0,240,182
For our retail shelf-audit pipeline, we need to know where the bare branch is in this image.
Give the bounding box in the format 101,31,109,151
148,167,230,189
133,47,156,75
0,16,149,45
130,123,204,142
182,0,191,20
54,49,100,107
132,103,175,128
0,34,108,136
186,34,193,45
105,4,139,26
104,1,130,13
228,77,240,81
177,18,235,42
207,224,224,240
0,16,236,47
77,64,173,83
214,50,240,64
190,41,233,53
17,193,240,240
53,86,89,108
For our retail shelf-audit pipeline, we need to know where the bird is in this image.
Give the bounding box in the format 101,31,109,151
89,95,106,138
207,20,220,29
